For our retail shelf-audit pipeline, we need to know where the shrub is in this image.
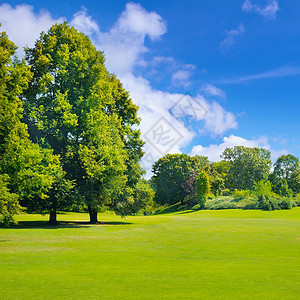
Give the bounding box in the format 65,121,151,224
243,202,258,210
258,195,279,211
233,189,251,200
205,196,237,210
222,189,231,196
278,199,292,210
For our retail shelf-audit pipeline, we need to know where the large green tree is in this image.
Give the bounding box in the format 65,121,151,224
0,29,64,225
222,146,272,190
23,23,143,223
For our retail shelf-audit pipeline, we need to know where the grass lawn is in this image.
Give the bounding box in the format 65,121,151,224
0,209,299,299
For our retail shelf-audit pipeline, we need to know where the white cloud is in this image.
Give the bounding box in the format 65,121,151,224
201,101,237,136
190,134,287,162
0,3,65,56
91,2,167,76
0,3,238,176
220,24,245,51
201,84,226,98
71,7,100,36
69,4,237,174
171,65,195,87
242,0,279,19
118,75,237,175
115,2,167,40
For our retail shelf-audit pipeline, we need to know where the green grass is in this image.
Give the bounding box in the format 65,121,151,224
1,209,300,299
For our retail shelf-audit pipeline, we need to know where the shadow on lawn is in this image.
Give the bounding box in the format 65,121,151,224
155,203,200,215
1,220,132,229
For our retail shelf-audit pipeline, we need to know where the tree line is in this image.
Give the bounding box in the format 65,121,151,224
150,149,300,209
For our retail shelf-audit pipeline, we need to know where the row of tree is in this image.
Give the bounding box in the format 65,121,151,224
150,148,300,207
0,23,155,225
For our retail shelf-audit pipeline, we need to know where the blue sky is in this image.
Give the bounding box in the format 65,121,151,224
1,0,299,174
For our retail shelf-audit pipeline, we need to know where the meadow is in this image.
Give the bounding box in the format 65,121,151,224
1,209,299,299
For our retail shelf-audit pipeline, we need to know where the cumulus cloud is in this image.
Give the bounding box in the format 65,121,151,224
0,3,238,176
220,24,245,52
190,134,287,162
71,7,100,36
91,2,167,76
70,4,238,173
0,3,65,55
242,0,279,19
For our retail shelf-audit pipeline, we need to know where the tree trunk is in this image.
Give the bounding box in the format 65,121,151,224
88,205,98,224
49,210,57,225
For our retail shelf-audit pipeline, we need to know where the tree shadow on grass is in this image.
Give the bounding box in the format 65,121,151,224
176,209,201,215
1,220,132,229
155,203,201,215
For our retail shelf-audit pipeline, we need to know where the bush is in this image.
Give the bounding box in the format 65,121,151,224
233,189,251,200
207,193,215,199
205,196,237,210
243,202,258,210
278,199,292,210
222,189,231,196
258,195,278,211
257,195,292,211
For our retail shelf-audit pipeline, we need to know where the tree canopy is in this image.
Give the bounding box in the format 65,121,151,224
222,146,272,190
23,23,144,223
0,29,64,225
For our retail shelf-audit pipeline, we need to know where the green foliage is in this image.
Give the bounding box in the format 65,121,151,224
0,28,65,223
253,180,273,197
211,161,231,191
222,146,272,190
0,175,20,225
271,154,300,195
221,189,232,196
288,169,300,195
23,23,143,221
152,154,210,205
209,169,224,196
233,189,251,200
133,179,155,215
272,178,293,197
205,196,237,210
196,171,210,208
257,195,292,211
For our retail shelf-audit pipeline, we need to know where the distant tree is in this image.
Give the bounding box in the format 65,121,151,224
273,154,299,181
116,179,155,215
209,166,225,196
222,146,272,190
271,154,300,195
289,169,300,195
272,178,293,197
152,154,209,205
196,171,210,208
211,161,231,191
